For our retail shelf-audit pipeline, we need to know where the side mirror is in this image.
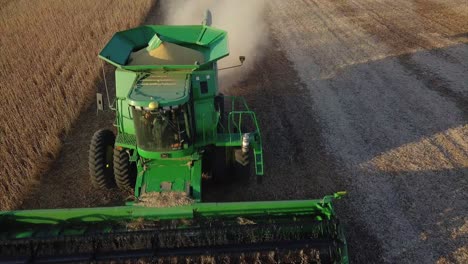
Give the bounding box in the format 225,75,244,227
239,56,246,64
219,56,246,71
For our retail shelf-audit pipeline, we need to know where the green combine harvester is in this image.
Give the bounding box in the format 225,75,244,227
0,24,348,263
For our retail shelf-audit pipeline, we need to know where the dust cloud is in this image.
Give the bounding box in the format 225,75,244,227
160,0,268,89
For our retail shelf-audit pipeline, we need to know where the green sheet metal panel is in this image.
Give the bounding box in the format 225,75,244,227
100,27,152,66
0,196,342,225
192,71,217,100
194,99,218,146
99,25,228,70
151,25,204,44
115,69,138,98
140,159,191,194
115,69,138,134
100,34,135,65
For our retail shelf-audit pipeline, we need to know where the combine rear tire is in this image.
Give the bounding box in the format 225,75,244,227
213,147,229,183
234,149,249,166
89,129,115,189
114,148,136,190
233,148,252,184
213,147,252,183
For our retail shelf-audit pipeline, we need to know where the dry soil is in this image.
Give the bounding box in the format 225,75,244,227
20,1,467,263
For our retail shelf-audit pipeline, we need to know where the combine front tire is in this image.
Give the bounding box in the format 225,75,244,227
89,129,115,189
114,148,136,190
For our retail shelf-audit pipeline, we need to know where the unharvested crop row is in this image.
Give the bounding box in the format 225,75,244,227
0,0,154,209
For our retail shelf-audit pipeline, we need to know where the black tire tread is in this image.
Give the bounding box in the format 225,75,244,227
113,148,136,190
213,147,229,183
234,149,250,166
89,129,115,189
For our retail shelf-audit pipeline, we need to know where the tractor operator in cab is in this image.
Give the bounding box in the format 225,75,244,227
140,109,182,151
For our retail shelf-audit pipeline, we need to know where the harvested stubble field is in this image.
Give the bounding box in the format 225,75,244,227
2,0,468,263
0,0,154,209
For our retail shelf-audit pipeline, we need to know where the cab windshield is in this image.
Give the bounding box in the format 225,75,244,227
132,105,191,152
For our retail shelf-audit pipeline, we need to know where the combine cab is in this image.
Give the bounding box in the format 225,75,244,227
0,24,348,263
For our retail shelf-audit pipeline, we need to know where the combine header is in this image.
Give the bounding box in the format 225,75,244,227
0,24,348,263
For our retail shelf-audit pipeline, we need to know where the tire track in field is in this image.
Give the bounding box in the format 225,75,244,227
342,0,468,118
359,0,468,67
397,54,468,119
269,0,468,262
328,0,468,262
412,0,468,35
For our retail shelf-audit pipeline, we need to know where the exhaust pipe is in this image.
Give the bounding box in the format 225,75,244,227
242,133,250,153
